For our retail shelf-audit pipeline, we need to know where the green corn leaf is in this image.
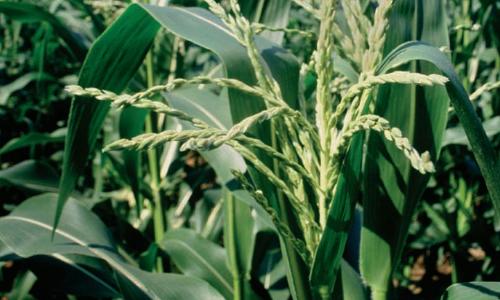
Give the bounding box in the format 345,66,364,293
375,39,500,221
0,129,66,156
441,282,500,300
55,4,160,232
360,1,451,297
25,255,120,298
114,263,223,300
162,228,233,299
167,87,275,228
168,87,282,299
0,2,87,60
361,1,500,298
0,160,59,192
119,107,148,216
0,194,224,300
309,134,364,298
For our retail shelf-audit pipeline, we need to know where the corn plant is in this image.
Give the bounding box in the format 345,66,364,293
0,0,499,299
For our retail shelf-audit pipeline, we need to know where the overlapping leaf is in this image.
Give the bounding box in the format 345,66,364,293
56,1,298,230
359,1,450,296
0,194,223,300
162,228,233,299
441,282,500,300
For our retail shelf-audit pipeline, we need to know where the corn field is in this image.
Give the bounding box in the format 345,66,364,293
0,0,499,299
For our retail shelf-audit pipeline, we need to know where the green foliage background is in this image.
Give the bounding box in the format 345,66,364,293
0,0,498,299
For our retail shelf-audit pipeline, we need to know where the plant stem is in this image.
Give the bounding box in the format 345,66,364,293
225,192,243,300
145,50,165,272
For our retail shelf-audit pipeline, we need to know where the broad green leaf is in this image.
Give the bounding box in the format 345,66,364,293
142,4,299,128
0,194,223,300
0,193,119,257
167,87,274,224
162,228,233,299
168,88,232,130
115,263,223,300
56,3,160,230
0,160,59,192
0,128,66,156
361,1,451,297
441,282,500,300
0,2,87,60
138,243,159,272
25,254,120,297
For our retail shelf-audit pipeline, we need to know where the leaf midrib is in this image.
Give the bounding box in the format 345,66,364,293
169,6,237,40
51,253,119,295
2,216,160,300
166,238,233,296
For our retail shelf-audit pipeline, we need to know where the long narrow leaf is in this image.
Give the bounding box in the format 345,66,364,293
376,41,500,218
55,4,160,230
309,135,364,296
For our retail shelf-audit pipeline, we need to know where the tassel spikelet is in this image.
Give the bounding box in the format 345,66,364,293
337,114,435,174
65,0,440,261
343,72,449,102
329,71,448,132
469,80,500,101
340,0,369,65
362,0,393,71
